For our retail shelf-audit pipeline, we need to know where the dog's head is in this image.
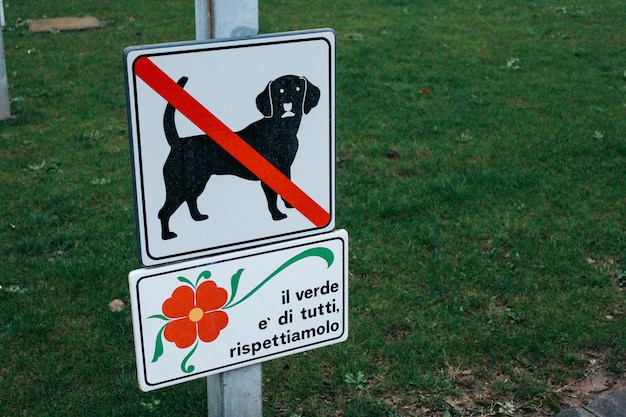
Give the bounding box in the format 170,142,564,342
256,75,320,119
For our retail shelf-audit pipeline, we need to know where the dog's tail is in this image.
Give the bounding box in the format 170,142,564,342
163,76,189,146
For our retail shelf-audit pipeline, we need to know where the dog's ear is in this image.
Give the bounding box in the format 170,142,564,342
302,78,321,114
255,81,273,117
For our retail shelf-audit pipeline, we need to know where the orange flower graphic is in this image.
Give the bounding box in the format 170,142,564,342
161,280,229,349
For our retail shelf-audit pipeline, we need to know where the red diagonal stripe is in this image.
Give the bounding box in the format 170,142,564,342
134,56,331,228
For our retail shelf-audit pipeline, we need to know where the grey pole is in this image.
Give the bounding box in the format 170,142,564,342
211,0,258,38
195,0,258,40
0,25,11,120
194,1,262,416
207,364,263,417
194,0,211,40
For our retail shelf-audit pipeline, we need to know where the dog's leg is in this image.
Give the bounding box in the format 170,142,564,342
281,169,294,209
261,183,287,220
187,199,209,222
158,202,181,240
160,219,177,240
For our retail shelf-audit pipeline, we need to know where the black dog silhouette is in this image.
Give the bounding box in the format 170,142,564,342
158,75,320,240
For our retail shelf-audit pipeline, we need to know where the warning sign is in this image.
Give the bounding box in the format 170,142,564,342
124,30,335,266
128,230,348,391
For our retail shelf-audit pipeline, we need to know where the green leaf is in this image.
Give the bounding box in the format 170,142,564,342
148,314,169,321
224,269,244,309
151,325,166,363
177,276,195,288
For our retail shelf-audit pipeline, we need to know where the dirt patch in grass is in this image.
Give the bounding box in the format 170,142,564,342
28,16,103,33
556,352,626,410
380,352,626,416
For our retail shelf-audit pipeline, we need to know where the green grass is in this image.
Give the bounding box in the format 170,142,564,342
1,1,625,416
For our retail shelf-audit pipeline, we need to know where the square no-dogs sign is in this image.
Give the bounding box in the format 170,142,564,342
124,30,335,266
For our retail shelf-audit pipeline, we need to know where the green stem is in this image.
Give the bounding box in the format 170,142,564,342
223,247,334,309
181,342,198,373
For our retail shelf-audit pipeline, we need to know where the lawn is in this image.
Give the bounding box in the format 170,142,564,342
0,1,625,416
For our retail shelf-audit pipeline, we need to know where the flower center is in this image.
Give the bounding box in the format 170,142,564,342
188,307,204,323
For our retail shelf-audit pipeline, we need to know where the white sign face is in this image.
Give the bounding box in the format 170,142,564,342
128,230,348,391
124,30,335,266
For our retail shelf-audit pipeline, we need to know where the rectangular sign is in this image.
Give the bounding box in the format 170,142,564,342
128,229,348,391
124,29,336,266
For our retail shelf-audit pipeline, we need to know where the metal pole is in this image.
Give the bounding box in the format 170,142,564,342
0,24,11,120
194,0,211,40
194,1,261,416
195,0,258,41
211,0,258,39
207,365,263,417
1,0,6,28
